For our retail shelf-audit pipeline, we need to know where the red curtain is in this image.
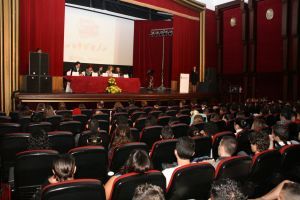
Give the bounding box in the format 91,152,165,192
19,0,65,76
205,9,217,69
172,15,199,80
133,20,173,87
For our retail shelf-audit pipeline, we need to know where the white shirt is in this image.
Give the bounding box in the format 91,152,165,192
162,166,178,188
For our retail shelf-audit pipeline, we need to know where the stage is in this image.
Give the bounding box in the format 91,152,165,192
16,89,215,103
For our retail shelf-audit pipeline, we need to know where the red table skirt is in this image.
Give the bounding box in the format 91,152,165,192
65,76,141,93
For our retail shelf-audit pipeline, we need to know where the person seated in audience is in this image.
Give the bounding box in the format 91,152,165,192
253,180,300,200
291,105,300,123
187,125,200,137
251,118,267,132
85,65,94,76
86,118,109,149
62,112,73,121
57,102,67,111
219,106,228,119
133,183,165,200
168,116,180,126
160,125,174,140
210,178,247,200
145,115,157,127
269,124,299,149
36,103,46,112
179,100,187,109
192,115,204,126
162,137,195,187
44,105,55,118
106,65,114,76
113,101,124,111
190,109,200,125
209,113,221,122
72,108,81,115
197,136,237,168
16,104,32,118
78,103,86,110
234,118,248,135
110,124,133,150
126,99,139,111
278,107,292,125
96,101,105,109
104,149,153,199
239,130,270,157
31,112,44,123
140,100,148,108
199,121,219,136
28,129,50,150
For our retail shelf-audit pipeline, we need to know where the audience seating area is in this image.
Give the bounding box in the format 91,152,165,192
0,100,300,199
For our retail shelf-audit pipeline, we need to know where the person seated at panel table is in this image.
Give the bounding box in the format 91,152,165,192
70,61,84,76
114,67,122,77
85,65,94,76
98,66,104,76
106,65,114,76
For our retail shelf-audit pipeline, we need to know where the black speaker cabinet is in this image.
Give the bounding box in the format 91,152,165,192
25,75,52,93
29,52,49,75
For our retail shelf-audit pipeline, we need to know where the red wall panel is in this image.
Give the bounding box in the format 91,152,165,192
205,9,217,69
222,7,243,74
256,0,282,72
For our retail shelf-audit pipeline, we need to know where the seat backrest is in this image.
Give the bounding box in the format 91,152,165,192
0,122,21,134
72,114,88,130
280,144,300,177
149,110,162,118
171,123,189,138
193,122,205,131
93,113,109,121
165,109,177,117
288,122,300,140
134,117,147,131
129,127,140,142
110,171,166,200
77,130,108,148
142,106,153,114
18,116,31,132
81,109,93,119
177,115,191,125
98,120,109,133
110,142,148,173
215,120,227,132
46,115,63,130
48,131,75,153
0,132,30,166
192,136,212,158
250,149,281,184
41,179,106,200
179,108,190,115
157,116,171,126
140,125,163,149
58,121,82,135
15,150,59,187
150,139,177,170
158,106,168,112
166,163,215,200
0,116,11,123
131,111,146,122
28,122,53,133
212,131,235,159
215,156,252,182
112,112,128,123
55,110,72,116
69,146,108,181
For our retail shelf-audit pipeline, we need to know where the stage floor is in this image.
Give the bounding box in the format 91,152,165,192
16,88,215,103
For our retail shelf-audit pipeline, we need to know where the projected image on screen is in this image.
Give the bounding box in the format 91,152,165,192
64,6,134,65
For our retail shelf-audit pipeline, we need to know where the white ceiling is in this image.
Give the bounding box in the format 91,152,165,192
196,0,248,10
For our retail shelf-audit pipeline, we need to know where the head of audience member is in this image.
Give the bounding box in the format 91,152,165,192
128,99,136,107
75,61,81,69
17,104,32,118
218,136,237,158
179,100,186,108
50,154,76,183
44,105,55,118
249,131,270,154
280,107,292,123
116,115,129,127
28,129,50,150
36,103,46,112
86,119,102,145
31,112,44,123
192,115,204,125
112,124,132,148
145,115,157,127
141,100,148,108
113,101,124,110
121,149,152,174
168,116,179,126
78,103,86,110
96,101,104,109
210,178,247,200
160,126,174,140
62,112,73,121
133,183,165,200
174,137,195,165
87,118,100,133
251,118,267,132
58,102,67,110
219,106,228,117
279,182,300,200
187,125,200,137
235,111,246,119
271,124,290,144
234,118,248,132
210,113,220,122
201,122,219,136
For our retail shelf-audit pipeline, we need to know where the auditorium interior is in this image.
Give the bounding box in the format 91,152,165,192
1,0,300,199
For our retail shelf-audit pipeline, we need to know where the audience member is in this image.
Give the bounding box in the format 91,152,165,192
31,112,44,123
104,149,152,199
140,100,148,108
113,101,124,111
278,107,292,125
200,122,219,136
210,178,247,200
57,102,67,111
187,125,200,137
243,131,270,156
269,124,299,149
251,118,267,132
110,124,133,149
234,118,248,135
168,116,179,126
160,125,174,140
86,119,109,148
162,137,195,187
133,183,165,200
36,103,46,112
96,101,105,109
72,108,81,115
28,129,50,150
44,105,55,118
78,103,86,110
145,115,157,127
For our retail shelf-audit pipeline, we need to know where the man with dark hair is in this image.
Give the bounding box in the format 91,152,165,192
200,121,219,136
205,136,237,168
86,118,109,149
145,115,157,127
279,107,292,125
270,124,298,149
133,183,165,200
249,131,270,155
162,136,195,187
71,61,83,75
210,178,247,200
160,125,174,140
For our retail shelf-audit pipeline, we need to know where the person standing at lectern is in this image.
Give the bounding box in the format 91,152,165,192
190,66,199,93
71,61,83,76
